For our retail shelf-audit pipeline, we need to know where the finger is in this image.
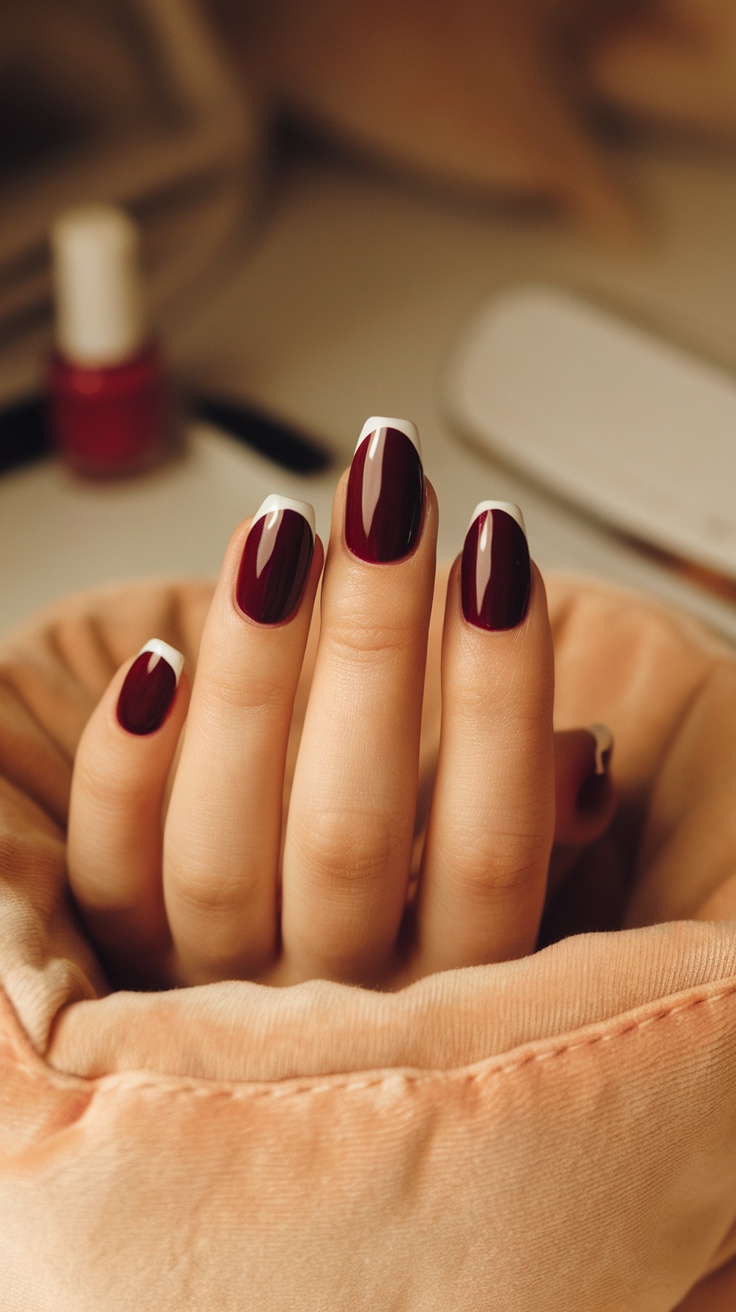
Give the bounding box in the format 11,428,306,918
164,496,322,983
281,418,437,984
416,502,555,972
547,725,615,896
68,639,188,985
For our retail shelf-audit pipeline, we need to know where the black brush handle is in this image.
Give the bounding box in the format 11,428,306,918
0,393,333,478
0,396,49,474
190,394,332,474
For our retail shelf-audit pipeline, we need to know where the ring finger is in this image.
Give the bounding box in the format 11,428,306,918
415,502,556,972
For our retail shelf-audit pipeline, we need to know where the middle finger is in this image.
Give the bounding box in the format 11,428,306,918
282,418,437,984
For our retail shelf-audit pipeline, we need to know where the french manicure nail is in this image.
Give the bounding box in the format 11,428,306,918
345,416,424,562
236,495,315,624
461,501,531,630
116,639,184,735
576,724,614,814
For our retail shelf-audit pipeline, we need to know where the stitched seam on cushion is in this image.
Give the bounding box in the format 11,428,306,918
5,981,736,1096
476,986,736,1079
106,979,736,1099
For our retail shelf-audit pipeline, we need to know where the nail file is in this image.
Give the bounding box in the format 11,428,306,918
445,286,736,577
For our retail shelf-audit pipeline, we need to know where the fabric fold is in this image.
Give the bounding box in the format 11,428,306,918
1,572,736,1310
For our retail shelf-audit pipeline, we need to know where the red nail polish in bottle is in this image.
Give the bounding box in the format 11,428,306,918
48,205,170,479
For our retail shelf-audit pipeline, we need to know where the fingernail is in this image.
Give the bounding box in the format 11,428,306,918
236,495,315,624
576,724,614,813
117,639,184,736
345,416,424,562
461,502,530,630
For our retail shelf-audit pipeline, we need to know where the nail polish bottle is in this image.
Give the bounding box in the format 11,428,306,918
48,205,170,478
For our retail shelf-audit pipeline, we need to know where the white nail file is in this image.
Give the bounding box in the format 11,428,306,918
445,286,736,576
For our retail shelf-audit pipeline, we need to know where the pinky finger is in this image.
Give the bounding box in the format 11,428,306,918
546,725,615,900
68,640,189,985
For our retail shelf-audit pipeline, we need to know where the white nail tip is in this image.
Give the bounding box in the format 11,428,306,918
588,723,614,774
355,416,421,457
137,639,184,683
467,500,526,536
252,494,316,540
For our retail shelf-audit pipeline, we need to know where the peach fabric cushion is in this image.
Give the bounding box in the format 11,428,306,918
1,574,736,1310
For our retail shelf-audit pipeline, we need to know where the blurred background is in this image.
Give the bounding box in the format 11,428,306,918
2,0,736,635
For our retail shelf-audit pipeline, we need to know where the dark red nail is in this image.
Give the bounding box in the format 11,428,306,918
236,498,314,624
461,503,530,630
116,641,183,735
576,725,614,814
345,420,424,562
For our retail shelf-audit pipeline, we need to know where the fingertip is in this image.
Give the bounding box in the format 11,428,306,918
69,639,189,957
329,454,437,571
76,640,188,751
459,502,532,632
116,640,186,737
222,498,320,628
342,418,427,564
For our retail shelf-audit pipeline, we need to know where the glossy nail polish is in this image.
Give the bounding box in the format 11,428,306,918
236,495,315,624
345,416,424,562
576,724,614,814
117,639,184,735
461,501,530,630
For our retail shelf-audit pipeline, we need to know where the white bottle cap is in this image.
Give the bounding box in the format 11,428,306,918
51,205,147,366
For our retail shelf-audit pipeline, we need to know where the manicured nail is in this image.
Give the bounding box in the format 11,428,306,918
345,416,424,562
116,639,184,735
461,502,530,630
236,495,315,624
576,724,614,814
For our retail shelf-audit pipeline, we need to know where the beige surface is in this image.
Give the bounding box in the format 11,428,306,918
2,142,736,637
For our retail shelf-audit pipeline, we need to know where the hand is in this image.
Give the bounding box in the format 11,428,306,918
66,419,615,990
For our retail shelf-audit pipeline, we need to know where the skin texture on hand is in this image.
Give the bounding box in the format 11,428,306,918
65,469,572,991
0,567,735,1000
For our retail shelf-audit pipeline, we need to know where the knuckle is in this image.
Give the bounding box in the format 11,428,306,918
453,829,552,903
452,658,529,720
198,669,289,716
167,860,257,918
322,620,410,669
292,805,406,890
74,755,143,811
